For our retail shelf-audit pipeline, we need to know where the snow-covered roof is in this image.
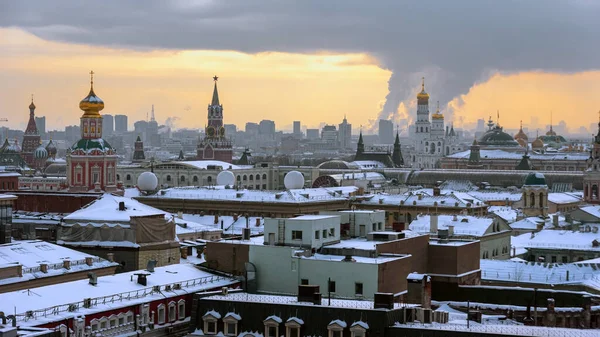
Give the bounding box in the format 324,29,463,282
0,240,117,286
579,205,600,220
201,293,407,310
302,253,407,264
264,315,282,324
328,320,347,328
519,229,600,251
224,312,242,321
324,233,424,251
151,186,357,204
409,215,496,237
548,192,581,204
327,172,385,182
488,206,518,223
362,192,486,209
510,217,544,230
351,321,369,329
350,161,386,169
63,194,164,223
0,263,237,326
466,190,522,202
287,317,304,325
178,213,264,236
448,149,588,161
173,160,241,170
204,310,222,319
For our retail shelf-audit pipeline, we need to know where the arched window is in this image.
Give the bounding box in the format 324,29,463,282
523,192,527,207
262,174,267,180
168,301,176,322
207,176,212,183
117,174,121,181
237,175,241,182
256,174,260,180
166,175,172,182
193,176,198,183
249,175,254,181
243,175,247,181
539,192,544,207
157,304,166,324
177,300,185,320
126,174,131,181
530,192,535,207
430,142,436,154
180,175,185,182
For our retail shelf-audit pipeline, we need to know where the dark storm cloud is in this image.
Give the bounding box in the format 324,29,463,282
2,0,599,124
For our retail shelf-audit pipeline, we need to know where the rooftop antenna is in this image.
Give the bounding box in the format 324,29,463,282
151,104,156,122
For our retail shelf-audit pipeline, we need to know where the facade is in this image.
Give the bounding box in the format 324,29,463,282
21,98,42,169
584,120,600,204
0,194,16,244
197,77,233,163
410,79,461,168
0,171,19,191
66,73,119,192
518,172,549,217
354,132,399,168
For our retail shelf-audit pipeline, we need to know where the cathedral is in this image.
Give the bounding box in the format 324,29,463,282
66,72,119,192
21,97,42,169
196,76,233,163
410,78,461,168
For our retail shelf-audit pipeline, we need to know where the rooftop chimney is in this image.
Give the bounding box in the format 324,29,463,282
177,211,183,219
552,214,558,227
255,218,261,227
85,257,93,266
106,253,114,262
430,214,438,234
242,228,251,241
63,260,71,270
40,263,48,273
118,201,126,211
214,214,219,224
88,272,97,286
342,255,356,262
136,273,148,286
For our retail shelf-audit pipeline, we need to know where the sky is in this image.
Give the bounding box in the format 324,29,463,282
1,0,599,134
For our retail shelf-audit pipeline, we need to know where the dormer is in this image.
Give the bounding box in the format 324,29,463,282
285,317,303,337
264,315,282,337
223,312,241,336
328,320,347,337
202,310,221,335
350,321,369,337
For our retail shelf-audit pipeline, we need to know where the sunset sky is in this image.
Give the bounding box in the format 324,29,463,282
1,1,599,134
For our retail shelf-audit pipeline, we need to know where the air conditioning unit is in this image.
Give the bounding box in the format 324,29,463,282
68,304,77,312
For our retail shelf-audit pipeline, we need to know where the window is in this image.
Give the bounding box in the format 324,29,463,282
166,175,172,182
562,256,568,263
226,323,237,336
289,327,299,337
267,326,278,337
207,176,212,183
262,174,267,180
329,228,335,237
118,315,125,326
301,279,309,285
350,323,368,337
90,320,99,331
292,230,303,240
328,322,345,337
322,230,327,238
250,175,254,181
178,300,185,320
372,223,376,232
328,280,336,293
223,313,240,336
355,282,363,296
100,319,107,330
256,174,260,180
193,176,198,182
180,176,185,182
243,175,247,181
168,302,176,322
157,304,166,324
551,256,557,263
315,231,320,239
206,321,216,334
126,174,131,181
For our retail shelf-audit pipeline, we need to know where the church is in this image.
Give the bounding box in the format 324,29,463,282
410,78,462,168
196,76,233,163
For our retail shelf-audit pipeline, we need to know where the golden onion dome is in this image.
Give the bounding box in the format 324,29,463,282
431,101,443,119
532,137,544,148
417,77,429,101
79,71,104,118
29,99,36,110
514,121,528,141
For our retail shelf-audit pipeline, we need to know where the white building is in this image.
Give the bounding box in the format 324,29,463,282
263,215,341,248
320,210,386,237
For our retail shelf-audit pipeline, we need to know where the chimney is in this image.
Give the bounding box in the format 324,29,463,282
118,201,125,211
418,194,423,200
452,214,458,221
40,263,48,273
547,298,555,311
17,265,23,277
430,215,438,234
536,222,544,231
85,257,93,266
256,218,261,227
433,187,440,196
447,225,454,237
106,253,114,262
177,211,183,219
552,214,558,227
342,255,356,262
63,260,71,270
136,273,148,286
214,215,219,224
88,272,97,286
242,228,251,241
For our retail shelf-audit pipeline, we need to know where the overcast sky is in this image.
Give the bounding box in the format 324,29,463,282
1,0,599,130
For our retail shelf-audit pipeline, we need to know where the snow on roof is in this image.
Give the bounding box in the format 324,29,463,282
362,192,485,209
173,160,241,170
287,317,304,325
350,161,386,169
324,233,424,251
351,321,369,329
204,310,222,319
292,215,338,221
580,205,600,220
328,172,385,182
328,320,347,328
225,312,242,321
237,332,263,337
202,293,408,310
0,239,104,268
448,149,588,161
0,194,17,200
63,194,164,223
521,229,600,251
409,215,495,237
488,206,518,223
406,273,427,281
302,253,407,264
152,186,357,204
467,190,522,202
510,217,544,230
264,315,282,324
548,192,581,204
0,263,237,326
123,187,141,198
179,214,264,235
480,259,600,286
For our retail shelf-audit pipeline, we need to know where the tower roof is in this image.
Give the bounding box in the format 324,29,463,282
417,77,429,101
79,71,104,118
524,172,546,186
25,96,40,135
211,75,220,106
514,120,528,141
29,95,36,110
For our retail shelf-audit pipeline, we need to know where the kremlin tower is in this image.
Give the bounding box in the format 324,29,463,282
67,71,119,192
22,96,42,169
196,76,233,163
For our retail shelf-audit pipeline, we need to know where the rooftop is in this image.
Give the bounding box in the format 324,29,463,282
63,194,164,223
521,229,600,251
409,215,497,237
448,149,588,161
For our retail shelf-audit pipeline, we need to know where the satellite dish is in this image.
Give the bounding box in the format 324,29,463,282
284,171,305,190
216,171,235,186
137,172,158,191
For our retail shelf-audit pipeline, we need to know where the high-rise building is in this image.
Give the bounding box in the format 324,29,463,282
245,122,259,135
147,105,160,147
197,76,233,163
259,120,276,136
134,120,149,140
35,116,46,138
378,119,394,144
338,116,352,149
103,114,114,136
65,125,81,143
293,121,301,137
306,128,319,140
114,114,128,133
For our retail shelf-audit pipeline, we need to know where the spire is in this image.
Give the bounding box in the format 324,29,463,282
436,101,440,113
29,94,36,111
211,75,220,106
355,129,364,158
392,129,403,167
151,104,155,122
421,77,425,92
90,70,94,91
595,110,600,144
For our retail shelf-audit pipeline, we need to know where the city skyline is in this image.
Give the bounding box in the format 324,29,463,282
1,1,600,133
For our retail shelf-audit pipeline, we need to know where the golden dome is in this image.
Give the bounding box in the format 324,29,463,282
417,77,429,101
514,121,528,141
79,71,104,118
29,96,36,110
516,138,527,147
431,101,443,119
532,137,544,148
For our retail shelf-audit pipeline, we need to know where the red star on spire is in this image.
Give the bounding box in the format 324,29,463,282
213,75,219,82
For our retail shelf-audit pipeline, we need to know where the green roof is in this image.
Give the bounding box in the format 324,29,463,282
69,138,115,154
524,172,546,186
